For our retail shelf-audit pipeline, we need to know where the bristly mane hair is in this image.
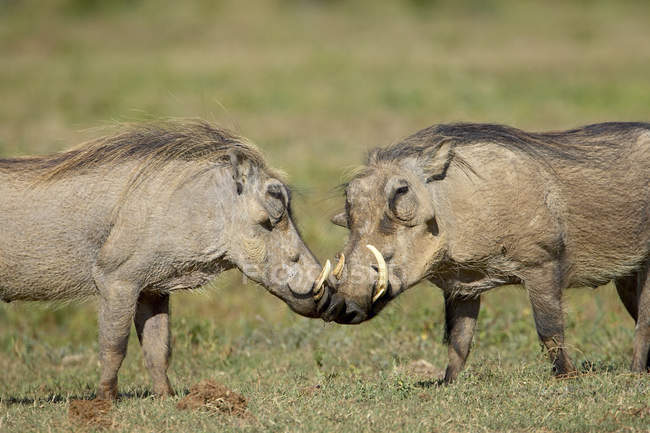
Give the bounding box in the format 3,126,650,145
0,119,280,182
369,122,650,167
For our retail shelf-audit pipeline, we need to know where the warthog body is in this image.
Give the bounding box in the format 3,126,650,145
0,121,336,399
329,122,649,381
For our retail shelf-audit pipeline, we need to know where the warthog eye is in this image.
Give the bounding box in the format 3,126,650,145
260,218,274,232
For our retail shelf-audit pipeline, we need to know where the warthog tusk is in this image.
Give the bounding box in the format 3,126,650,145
332,253,345,280
366,244,387,303
313,259,331,301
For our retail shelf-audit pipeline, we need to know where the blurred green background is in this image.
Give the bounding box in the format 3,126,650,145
0,1,648,431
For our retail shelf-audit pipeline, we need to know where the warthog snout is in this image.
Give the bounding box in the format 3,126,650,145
332,299,368,324
322,245,396,324
318,292,348,322
310,253,376,323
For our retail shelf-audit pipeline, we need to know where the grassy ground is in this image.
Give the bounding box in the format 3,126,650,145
1,0,649,431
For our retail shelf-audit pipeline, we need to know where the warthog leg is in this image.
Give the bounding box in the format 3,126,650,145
625,265,649,372
615,265,650,372
524,263,576,377
442,294,481,383
616,273,639,322
134,292,174,396
96,279,140,400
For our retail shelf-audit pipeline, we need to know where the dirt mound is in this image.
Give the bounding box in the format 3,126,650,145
403,359,444,379
176,379,247,416
68,398,113,428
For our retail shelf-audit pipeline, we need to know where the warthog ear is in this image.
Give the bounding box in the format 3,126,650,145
419,139,454,182
331,212,348,228
386,177,418,223
264,180,288,223
229,150,254,195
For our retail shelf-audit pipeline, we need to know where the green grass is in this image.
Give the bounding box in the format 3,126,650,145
1,0,649,431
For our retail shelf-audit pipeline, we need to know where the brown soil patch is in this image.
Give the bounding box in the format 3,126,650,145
176,379,247,416
68,398,113,429
404,359,444,379
299,384,322,397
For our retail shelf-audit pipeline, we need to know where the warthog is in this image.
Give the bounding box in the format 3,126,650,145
0,121,338,399
326,122,649,382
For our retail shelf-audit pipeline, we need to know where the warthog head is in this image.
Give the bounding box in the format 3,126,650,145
222,147,341,319
326,139,453,323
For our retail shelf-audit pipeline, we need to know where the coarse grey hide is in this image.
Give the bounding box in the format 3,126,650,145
329,122,650,382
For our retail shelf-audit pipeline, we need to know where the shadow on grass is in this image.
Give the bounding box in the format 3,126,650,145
414,379,444,388
412,360,621,389
579,360,619,374
1,389,163,406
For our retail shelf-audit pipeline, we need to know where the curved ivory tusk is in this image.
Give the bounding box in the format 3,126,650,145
313,259,331,301
366,244,387,303
332,253,345,280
